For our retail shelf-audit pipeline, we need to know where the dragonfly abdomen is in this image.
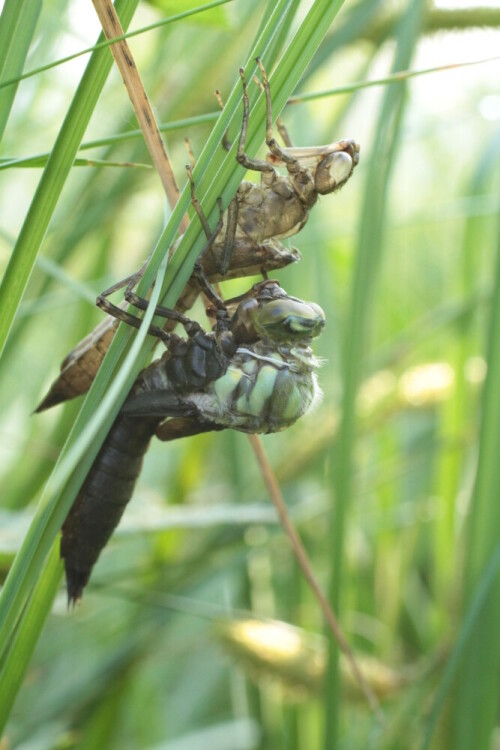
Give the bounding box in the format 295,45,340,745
60,330,233,604
61,413,159,604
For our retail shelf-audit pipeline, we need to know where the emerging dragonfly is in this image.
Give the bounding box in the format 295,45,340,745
36,59,358,603
36,60,358,413
61,277,325,603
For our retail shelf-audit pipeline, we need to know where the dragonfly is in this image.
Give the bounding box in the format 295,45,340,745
36,60,358,413
61,277,326,604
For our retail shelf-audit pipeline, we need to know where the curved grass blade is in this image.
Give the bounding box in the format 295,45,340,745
422,540,500,750
0,544,61,730
451,196,500,749
0,0,142,662
0,0,234,94
0,0,140,360
0,0,42,140
6,51,499,172
324,1,425,746
290,53,500,104
0,155,151,170
0,257,168,736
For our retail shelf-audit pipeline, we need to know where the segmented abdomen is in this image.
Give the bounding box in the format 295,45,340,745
61,413,159,604
60,330,228,604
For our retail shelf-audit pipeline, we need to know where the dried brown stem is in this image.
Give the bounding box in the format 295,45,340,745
247,433,385,723
91,0,187,230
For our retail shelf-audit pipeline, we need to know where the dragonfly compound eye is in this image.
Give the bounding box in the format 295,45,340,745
252,299,325,342
315,150,354,195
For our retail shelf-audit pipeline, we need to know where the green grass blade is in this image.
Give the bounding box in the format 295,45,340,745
0,257,168,736
0,0,42,140
292,53,500,104
0,155,151,170
303,0,383,81
6,51,498,171
0,252,167,651
324,1,425,745
0,544,62,729
433,135,500,603
422,541,500,750
0,0,140,359
0,112,222,166
451,200,500,749
0,0,233,94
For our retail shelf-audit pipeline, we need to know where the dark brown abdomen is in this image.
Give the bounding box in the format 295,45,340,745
61,413,159,604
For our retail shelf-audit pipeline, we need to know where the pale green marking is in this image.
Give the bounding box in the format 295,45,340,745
282,382,307,421
214,367,243,406
241,357,258,376
246,365,278,416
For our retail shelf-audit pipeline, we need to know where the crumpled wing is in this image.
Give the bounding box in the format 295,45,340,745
155,417,225,442
122,389,225,442
121,390,200,419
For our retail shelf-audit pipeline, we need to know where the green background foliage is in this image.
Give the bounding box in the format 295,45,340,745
0,0,499,748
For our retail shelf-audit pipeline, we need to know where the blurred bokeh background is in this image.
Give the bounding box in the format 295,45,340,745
1,0,500,748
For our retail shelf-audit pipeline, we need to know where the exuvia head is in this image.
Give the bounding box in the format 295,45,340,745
229,280,325,344
267,139,360,196
314,140,360,195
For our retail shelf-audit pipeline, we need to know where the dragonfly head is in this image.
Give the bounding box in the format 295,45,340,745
229,280,325,344
315,140,360,195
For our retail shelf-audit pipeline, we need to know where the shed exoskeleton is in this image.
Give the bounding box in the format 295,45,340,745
36,60,358,413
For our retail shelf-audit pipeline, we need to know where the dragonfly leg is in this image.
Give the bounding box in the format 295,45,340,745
184,136,196,168
194,87,237,276
97,260,147,300
100,275,209,347
185,166,230,315
215,89,232,152
185,163,213,240
251,70,294,149
220,196,238,277
277,116,294,148
124,170,230,336
100,170,230,343
255,58,301,172
124,285,193,327
96,293,175,345
236,68,275,175
97,264,176,344
124,282,208,342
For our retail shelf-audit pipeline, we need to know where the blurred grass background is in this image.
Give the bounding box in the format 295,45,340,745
1,0,500,748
